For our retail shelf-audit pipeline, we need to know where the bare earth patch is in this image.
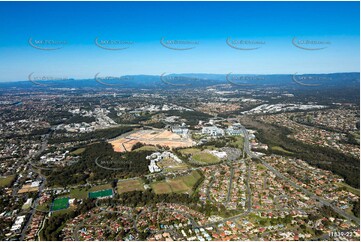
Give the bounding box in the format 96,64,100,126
109,129,194,152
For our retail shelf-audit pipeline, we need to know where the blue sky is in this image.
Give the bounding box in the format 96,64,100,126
0,1,359,82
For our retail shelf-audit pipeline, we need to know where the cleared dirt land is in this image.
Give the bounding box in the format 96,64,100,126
109,129,194,152
18,184,39,194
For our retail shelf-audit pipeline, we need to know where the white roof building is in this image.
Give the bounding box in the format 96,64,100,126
201,126,224,136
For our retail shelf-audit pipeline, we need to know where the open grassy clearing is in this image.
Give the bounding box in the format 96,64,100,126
70,147,86,155
151,170,202,194
180,147,221,165
151,182,172,194
37,202,51,212
179,148,200,155
51,206,76,215
117,178,145,193
157,157,189,171
60,183,113,199
229,136,244,149
192,152,220,164
0,175,15,187
271,146,294,155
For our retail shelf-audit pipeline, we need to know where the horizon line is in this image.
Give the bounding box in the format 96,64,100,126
1,71,360,84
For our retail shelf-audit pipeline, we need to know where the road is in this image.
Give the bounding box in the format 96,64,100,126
245,159,252,213
206,172,216,203
238,124,360,226
20,132,50,240
225,165,234,206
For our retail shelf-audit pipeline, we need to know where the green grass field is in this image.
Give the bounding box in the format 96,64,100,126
117,179,145,193
151,182,172,194
179,148,200,155
229,136,244,149
70,147,86,155
89,189,113,199
60,184,113,199
271,146,294,155
192,152,220,164
180,148,220,165
151,170,202,194
0,175,15,188
157,157,188,172
51,197,69,211
37,202,51,212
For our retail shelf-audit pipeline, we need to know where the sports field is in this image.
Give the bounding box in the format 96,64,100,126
51,197,69,211
88,189,113,199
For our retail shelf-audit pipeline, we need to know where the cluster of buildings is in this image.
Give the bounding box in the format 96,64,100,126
263,155,359,213
24,212,45,241
10,215,26,234
248,130,269,151
56,122,95,133
130,104,193,114
201,126,225,136
207,150,227,159
242,103,327,115
0,119,50,137
57,107,117,133
146,151,182,173
196,102,240,115
296,108,359,132
260,113,359,158
199,162,247,210
201,123,243,137
18,180,41,194
39,150,74,167
171,123,189,136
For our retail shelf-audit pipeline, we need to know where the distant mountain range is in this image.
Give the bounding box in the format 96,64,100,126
0,72,359,90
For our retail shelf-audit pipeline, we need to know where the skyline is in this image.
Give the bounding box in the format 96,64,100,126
0,1,360,82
